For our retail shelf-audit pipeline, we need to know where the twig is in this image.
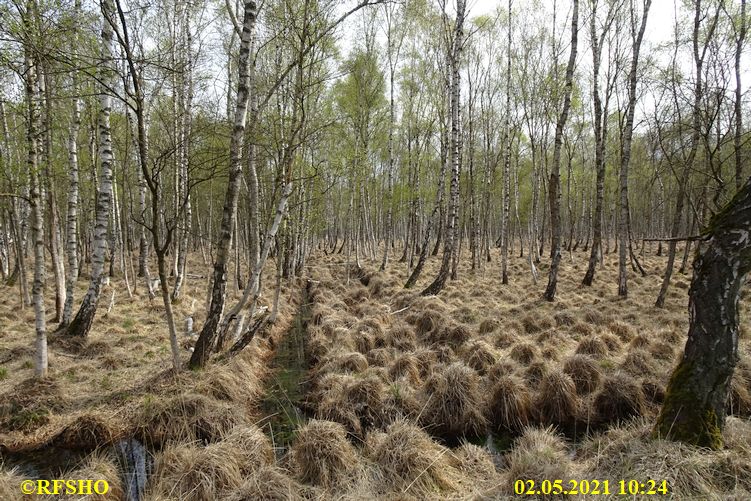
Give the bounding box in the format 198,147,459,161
390,305,411,315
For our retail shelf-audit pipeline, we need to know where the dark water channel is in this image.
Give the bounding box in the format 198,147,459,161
259,286,312,457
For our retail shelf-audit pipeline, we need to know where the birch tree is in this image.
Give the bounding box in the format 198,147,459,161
64,0,115,338
543,0,579,302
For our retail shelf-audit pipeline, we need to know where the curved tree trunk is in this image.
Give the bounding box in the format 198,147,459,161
190,0,258,369
654,178,751,449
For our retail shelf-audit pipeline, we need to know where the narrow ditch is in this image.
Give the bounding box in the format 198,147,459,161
258,281,313,458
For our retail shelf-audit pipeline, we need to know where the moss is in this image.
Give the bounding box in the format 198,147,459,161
652,360,724,449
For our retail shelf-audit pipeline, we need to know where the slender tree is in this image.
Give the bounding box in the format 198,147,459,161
64,0,116,338
543,0,579,301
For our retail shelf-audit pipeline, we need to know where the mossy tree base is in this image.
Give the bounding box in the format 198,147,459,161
652,360,724,449
653,179,751,450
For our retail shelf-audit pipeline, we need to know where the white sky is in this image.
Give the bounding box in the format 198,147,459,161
466,0,678,47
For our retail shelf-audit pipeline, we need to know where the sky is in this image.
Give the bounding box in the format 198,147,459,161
466,0,679,47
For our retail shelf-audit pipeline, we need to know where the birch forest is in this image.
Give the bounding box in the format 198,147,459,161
1,0,751,499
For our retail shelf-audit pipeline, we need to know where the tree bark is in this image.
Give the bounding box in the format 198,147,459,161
23,2,47,377
65,0,115,338
543,0,578,301
654,178,751,449
190,0,257,369
617,0,651,298
422,0,465,296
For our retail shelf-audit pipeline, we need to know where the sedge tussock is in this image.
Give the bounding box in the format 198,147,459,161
290,419,362,489
419,362,486,442
368,420,462,495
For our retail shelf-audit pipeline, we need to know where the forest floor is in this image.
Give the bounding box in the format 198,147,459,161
0,248,750,500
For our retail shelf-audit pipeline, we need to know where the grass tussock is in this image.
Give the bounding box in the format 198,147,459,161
225,466,304,501
136,393,243,447
59,452,124,501
459,339,498,375
51,413,124,449
290,419,361,488
0,465,27,501
503,427,576,497
581,419,751,498
509,342,539,365
149,425,272,501
487,374,531,433
575,336,609,358
368,420,462,495
535,370,579,430
593,372,645,425
563,354,602,395
419,362,487,442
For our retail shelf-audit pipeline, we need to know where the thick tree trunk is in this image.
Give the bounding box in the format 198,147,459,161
654,179,751,449
190,0,257,369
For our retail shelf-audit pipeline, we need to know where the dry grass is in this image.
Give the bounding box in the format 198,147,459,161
136,392,244,447
290,419,361,488
534,370,580,430
367,420,462,495
58,452,125,501
148,425,272,500
0,464,28,501
225,466,305,501
563,354,602,395
487,374,531,433
419,362,487,442
593,372,646,425
503,427,576,498
581,419,751,499
2,247,749,500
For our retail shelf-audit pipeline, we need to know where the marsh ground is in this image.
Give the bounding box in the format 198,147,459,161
0,248,750,500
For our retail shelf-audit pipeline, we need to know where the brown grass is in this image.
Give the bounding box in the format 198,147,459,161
534,370,579,429
290,419,361,488
225,466,304,501
503,427,576,497
58,452,125,501
149,425,272,500
367,420,462,495
575,336,609,358
581,419,751,499
487,374,531,433
419,362,487,442
563,354,602,395
136,392,243,447
509,342,539,365
593,372,645,425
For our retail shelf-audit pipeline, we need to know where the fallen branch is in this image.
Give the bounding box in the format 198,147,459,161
642,235,707,242
227,312,270,357
390,305,411,315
